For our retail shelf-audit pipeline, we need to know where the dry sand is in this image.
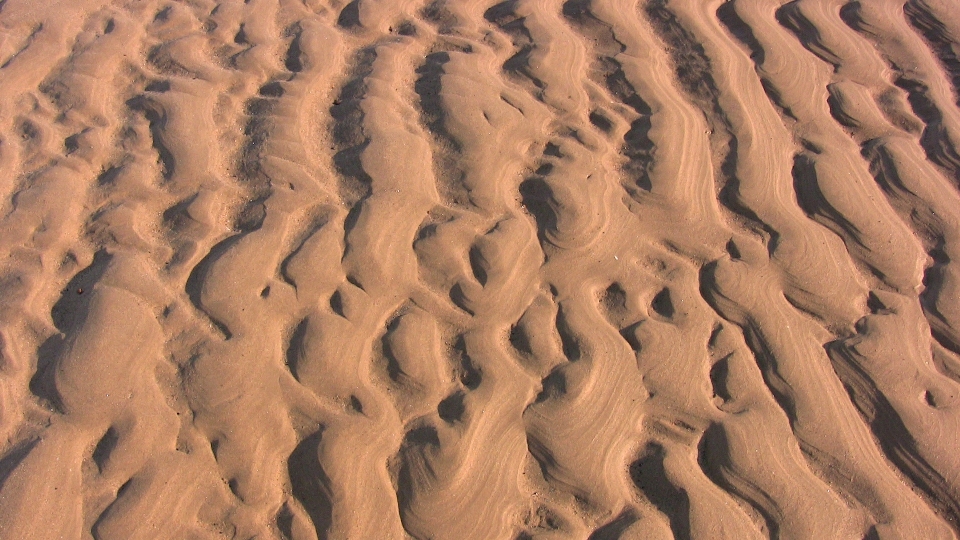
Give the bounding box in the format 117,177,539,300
1,0,959,538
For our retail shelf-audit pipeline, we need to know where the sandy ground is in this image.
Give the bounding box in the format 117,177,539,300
0,0,959,538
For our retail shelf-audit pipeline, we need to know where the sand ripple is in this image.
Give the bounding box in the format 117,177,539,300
1,0,959,538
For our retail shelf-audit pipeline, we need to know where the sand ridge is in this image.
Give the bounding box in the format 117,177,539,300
0,0,959,538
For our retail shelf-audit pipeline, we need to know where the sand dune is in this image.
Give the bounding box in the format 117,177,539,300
1,0,959,538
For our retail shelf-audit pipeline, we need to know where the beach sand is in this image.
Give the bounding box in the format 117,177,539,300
1,0,959,538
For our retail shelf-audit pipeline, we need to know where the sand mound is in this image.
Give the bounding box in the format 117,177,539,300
1,0,959,538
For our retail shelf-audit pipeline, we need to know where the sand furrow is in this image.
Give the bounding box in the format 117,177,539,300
560,0,856,536
844,0,960,188
806,44,960,529
905,0,960,103
0,8,152,522
696,0,958,536
764,0,960,528
482,1,650,535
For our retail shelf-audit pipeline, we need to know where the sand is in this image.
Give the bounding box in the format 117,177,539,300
0,0,959,538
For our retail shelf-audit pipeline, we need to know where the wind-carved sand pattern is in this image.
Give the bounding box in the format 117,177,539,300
0,0,959,538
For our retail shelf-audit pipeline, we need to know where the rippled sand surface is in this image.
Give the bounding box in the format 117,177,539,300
1,0,959,538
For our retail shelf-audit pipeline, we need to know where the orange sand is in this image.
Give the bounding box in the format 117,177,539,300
1,0,959,538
